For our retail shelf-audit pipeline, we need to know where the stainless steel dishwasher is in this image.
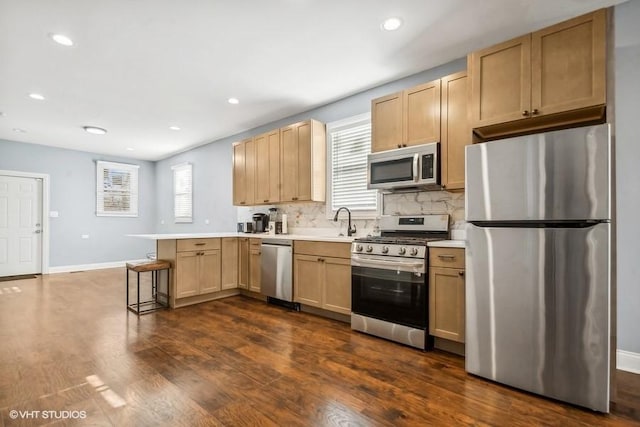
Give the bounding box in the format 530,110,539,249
260,239,298,310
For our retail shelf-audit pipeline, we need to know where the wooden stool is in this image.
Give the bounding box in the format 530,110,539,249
126,260,171,315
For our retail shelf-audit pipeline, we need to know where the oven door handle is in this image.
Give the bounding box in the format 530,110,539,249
351,254,425,273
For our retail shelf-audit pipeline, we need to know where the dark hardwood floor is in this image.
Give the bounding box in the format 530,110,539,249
0,268,638,426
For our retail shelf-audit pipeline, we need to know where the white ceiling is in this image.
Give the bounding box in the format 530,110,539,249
0,0,625,161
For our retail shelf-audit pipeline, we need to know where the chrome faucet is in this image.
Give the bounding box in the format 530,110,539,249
333,207,356,237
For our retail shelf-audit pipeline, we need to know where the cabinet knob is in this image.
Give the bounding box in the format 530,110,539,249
458,271,465,277
522,110,529,117
402,144,407,147
264,199,269,203
397,144,402,148
531,109,539,115
317,257,325,262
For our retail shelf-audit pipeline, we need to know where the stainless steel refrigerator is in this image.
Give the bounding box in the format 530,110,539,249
465,124,612,412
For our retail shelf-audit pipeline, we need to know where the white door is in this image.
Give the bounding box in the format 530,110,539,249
0,175,43,276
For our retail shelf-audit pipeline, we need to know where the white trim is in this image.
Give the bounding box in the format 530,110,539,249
325,112,380,220
0,169,50,274
48,259,148,274
617,350,640,374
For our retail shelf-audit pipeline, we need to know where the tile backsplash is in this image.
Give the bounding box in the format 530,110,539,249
237,190,465,237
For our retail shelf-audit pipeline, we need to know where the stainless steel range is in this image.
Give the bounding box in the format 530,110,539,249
351,214,449,350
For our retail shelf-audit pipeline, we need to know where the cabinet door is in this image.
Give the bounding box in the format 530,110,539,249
294,254,322,307
322,257,351,315
295,121,312,201
238,238,249,289
266,129,281,203
441,71,470,191
244,138,256,206
372,92,403,152
232,142,246,206
199,250,221,294
249,246,261,293
176,251,199,298
221,238,238,290
429,267,465,343
404,80,441,146
531,9,606,116
254,133,270,204
469,35,531,128
280,124,298,202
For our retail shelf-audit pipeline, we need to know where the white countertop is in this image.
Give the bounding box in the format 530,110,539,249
128,232,355,244
427,240,466,248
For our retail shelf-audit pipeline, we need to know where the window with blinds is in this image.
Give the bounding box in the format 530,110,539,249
327,113,378,216
172,163,193,223
96,161,139,217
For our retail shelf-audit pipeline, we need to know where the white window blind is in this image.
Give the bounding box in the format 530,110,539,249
328,114,378,215
96,161,139,217
172,163,193,223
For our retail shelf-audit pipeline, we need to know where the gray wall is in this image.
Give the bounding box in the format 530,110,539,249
154,58,467,234
615,0,640,354
0,140,156,266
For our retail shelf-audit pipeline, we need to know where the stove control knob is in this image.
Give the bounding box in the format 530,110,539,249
398,247,406,255
381,246,389,254
410,248,419,256
355,244,363,252
366,245,373,253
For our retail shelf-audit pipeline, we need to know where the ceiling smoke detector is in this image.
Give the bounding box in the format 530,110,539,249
381,17,403,31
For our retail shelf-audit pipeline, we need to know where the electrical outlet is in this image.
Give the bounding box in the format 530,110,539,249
205,219,210,225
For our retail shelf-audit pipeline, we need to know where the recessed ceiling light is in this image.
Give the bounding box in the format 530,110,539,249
169,126,181,131
13,128,26,133
228,98,239,105
49,33,74,47
381,17,403,31
126,147,135,151
29,93,45,101
83,126,107,135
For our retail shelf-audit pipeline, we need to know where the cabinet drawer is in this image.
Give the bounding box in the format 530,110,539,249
294,241,351,259
177,238,221,252
429,248,465,269
249,238,261,248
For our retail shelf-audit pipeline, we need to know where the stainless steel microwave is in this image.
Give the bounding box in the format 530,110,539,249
367,142,440,191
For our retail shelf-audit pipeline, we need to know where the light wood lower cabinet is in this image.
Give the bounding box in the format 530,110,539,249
294,241,351,315
221,238,238,290
249,238,261,293
428,247,465,343
238,237,249,289
176,249,221,298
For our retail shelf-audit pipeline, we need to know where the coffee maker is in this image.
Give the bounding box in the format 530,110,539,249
252,213,269,233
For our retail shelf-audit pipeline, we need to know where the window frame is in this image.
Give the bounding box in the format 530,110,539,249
172,162,193,224
325,112,380,220
96,161,139,217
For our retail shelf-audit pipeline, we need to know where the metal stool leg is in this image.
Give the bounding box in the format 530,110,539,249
126,268,129,308
136,271,141,313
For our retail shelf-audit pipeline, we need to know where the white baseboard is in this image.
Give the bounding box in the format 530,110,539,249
617,350,640,374
48,259,148,274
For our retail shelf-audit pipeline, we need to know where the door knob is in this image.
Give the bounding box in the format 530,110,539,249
35,230,41,234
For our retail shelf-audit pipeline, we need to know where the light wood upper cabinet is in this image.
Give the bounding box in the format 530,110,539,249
469,9,607,138
469,35,531,128
404,80,441,146
372,80,441,153
232,138,255,206
531,9,606,116
428,247,465,343
372,92,403,152
280,119,325,203
441,71,470,191
255,129,280,204
221,238,238,290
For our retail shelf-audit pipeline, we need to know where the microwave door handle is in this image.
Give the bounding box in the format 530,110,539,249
413,153,419,182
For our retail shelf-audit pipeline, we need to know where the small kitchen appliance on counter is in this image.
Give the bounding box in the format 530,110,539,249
351,214,449,350
252,213,269,233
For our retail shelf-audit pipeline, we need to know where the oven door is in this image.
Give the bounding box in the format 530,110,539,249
351,264,427,329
